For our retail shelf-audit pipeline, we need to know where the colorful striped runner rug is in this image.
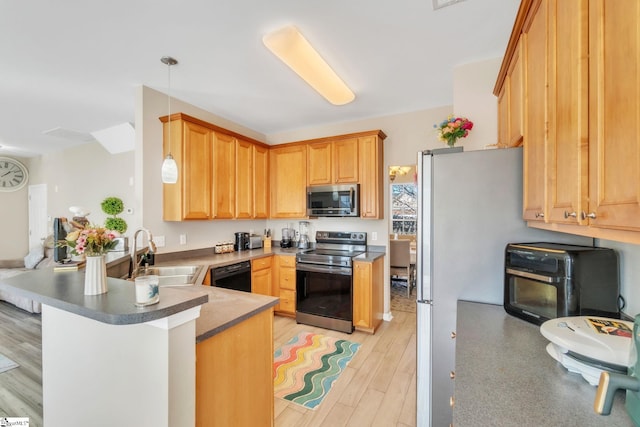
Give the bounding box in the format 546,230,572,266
274,331,360,410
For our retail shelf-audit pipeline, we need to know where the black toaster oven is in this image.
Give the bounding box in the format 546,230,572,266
504,242,622,325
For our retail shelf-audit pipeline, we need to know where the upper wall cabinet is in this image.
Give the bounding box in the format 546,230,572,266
497,38,523,149
161,113,270,221
307,138,359,185
270,144,307,218
495,0,640,243
162,115,212,221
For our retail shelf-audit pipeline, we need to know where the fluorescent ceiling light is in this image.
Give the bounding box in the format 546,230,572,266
90,122,135,154
263,25,355,106
432,0,467,10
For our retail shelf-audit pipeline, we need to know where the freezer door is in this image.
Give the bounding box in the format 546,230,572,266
416,301,432,427
416,151,432,302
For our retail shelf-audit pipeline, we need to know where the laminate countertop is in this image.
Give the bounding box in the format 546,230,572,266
454,301,633,426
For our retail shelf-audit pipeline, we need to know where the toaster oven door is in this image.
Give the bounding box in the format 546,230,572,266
504,268,574,325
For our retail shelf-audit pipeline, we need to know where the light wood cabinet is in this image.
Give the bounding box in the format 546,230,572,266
196,308,274,427
546,0,589,224
269,144,307,218
254,144,269,218
236,138,253,219
251,256,272,296
212,132,236,219
162,115,213,221
497,38,524,148
353,256,384,334
358,133,386,219
272,255,296,317
521,0,547,222
586,0,640,231
496,0,640,243
307,138,359,185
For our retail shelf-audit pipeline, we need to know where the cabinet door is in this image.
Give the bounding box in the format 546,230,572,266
508,39,524,147
358,135,383,219
333,138,359,183
547,0,589,224
251,268,271,296
307,141,332,185
270,145,307,218
352,261,372,330
254,144,269,218
236,138,253,219
181,120,212,220
213,132,236,219
522,0,548,222
587,0,640,230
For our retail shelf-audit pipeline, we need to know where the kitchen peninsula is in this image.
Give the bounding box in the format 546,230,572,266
0,261,279,427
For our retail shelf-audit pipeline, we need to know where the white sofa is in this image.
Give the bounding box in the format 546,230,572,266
0,246,55,313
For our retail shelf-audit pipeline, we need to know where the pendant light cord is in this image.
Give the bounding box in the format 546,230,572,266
167,59,172,156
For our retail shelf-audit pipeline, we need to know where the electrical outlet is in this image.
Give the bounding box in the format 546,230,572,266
372,232,378,241
179,234,187,245
155,236,166,247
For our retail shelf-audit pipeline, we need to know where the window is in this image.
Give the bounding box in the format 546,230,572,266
391,183,417,234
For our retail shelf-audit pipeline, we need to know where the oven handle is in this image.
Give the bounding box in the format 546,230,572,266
297,263,352,276
506,268,559,283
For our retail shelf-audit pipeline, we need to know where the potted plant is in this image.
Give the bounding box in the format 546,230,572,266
101,196,128,251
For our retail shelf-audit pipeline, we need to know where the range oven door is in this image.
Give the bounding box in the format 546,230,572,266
296,263,354,333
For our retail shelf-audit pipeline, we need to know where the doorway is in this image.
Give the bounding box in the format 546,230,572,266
28,184,47,249
388,166,417,311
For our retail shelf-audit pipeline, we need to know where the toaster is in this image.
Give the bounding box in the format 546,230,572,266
248,235,263,249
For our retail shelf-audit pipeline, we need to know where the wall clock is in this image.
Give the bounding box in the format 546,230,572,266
0,157,28,192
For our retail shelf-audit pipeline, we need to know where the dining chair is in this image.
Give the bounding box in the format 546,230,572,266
390,239,415,298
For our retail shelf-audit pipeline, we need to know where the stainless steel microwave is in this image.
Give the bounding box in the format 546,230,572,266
307,184,359,217
504,243,622,325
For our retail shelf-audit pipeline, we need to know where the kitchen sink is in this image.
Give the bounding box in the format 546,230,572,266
130,265,203,286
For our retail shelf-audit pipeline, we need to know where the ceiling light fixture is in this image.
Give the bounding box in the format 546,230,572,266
161,56,178,184
262,25,355,106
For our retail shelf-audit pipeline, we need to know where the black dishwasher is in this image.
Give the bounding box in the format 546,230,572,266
211,261,251,292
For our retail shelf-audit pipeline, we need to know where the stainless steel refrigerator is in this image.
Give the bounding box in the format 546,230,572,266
415,146,586,426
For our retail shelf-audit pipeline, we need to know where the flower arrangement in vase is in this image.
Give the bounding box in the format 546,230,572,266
434,115,474,147
58,225,120,295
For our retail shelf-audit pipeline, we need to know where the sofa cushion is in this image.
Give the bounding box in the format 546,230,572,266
24,246,44,269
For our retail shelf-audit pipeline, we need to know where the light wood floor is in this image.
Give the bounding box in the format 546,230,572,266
0,301,43,426
274,309,417,427
0,299,416,427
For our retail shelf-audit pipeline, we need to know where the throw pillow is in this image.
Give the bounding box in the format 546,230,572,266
24,246,44,269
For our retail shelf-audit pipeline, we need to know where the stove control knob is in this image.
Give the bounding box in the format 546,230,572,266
358,233,365,240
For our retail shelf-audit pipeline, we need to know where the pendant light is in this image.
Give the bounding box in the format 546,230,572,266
161,56,179,184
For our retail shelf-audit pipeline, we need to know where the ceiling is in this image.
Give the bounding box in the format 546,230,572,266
0,0,520,158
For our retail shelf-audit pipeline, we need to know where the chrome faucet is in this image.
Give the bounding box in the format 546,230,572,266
130,228,157,278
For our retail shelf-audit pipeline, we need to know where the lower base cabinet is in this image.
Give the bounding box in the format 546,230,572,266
196,308,274,426
353,257,384,334
273,255,296,317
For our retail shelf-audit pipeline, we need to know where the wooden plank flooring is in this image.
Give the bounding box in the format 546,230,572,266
0,299,416,427
0,301,43,427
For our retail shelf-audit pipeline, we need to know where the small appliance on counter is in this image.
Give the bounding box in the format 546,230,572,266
234,232,249,251
540,316,633,386
504,243,622,325
280,228,294,248
297,221,311,249
248,234,263,249
594,313,640,425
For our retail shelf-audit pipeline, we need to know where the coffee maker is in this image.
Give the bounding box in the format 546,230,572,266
280,228,294,248
234,232,249,251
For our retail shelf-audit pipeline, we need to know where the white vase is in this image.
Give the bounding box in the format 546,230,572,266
84,255,108,295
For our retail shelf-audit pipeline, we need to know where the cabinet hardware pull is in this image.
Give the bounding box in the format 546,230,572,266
450,371,455,379
450,331,456,339
449,396,455,407
564,211,577,218
535,212,545,218
581,211,597,220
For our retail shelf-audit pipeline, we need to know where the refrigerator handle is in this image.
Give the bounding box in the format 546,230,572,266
416,151,424,303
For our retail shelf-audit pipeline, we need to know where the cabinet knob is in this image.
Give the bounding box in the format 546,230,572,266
535,212,545,218
449,371,455,379
563,211,577,219
581,211,597,220
449,396,455,407
450,331,456,339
